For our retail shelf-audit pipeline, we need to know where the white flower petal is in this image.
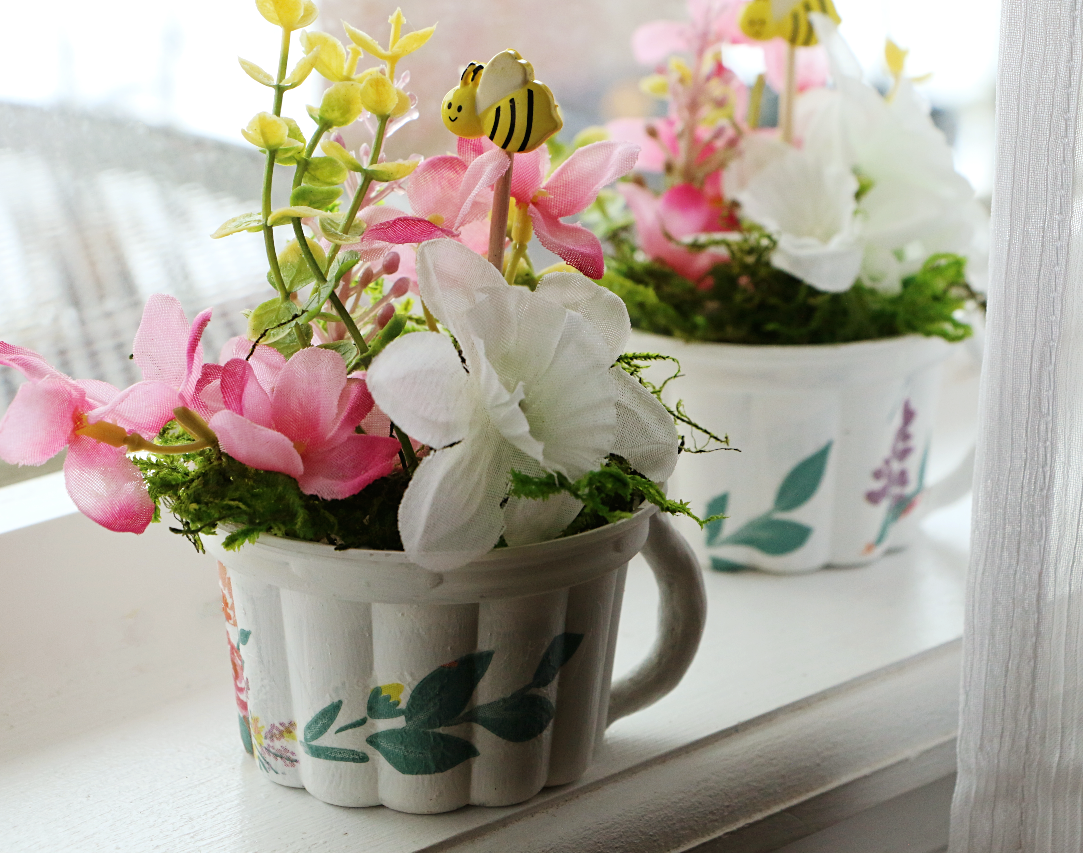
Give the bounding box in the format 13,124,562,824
503,491,584,547
415,239,504,364
772,234,864,292
610,367,679,483
465,285,566,391
397,425,513,571
533,272,632,361
473,342,545,463
366,331,475,448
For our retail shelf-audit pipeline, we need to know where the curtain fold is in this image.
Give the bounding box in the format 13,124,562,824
950,0,1083,849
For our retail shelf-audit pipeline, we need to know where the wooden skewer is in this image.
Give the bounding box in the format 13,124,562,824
488,152,514,271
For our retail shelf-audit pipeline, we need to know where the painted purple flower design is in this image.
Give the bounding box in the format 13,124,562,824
865,399,916,507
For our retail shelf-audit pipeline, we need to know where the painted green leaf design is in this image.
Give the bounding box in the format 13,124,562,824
405,651,494,730
724,517,813,555
239,715,254,756
710,557,747,573
304,700,342,743
529,633,584,689
366,728,479,775
704,493,729,546
335,716,368,734
301,741,369,763
773,442,832,512
468,694,556,743
238,629,252,646
367,686,406,720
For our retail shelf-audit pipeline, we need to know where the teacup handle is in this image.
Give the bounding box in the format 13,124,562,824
918,328,984,516
607,513,707,726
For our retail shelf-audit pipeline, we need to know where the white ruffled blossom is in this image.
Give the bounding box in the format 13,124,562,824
735,14,986,294
367,239,679,571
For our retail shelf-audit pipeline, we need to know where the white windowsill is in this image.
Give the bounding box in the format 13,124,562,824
0,471,967,852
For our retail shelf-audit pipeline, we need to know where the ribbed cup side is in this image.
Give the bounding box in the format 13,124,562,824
221,562,630,812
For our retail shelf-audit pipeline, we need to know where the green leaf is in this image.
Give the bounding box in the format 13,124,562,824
317,339,360,367
304,156,349,188
529,633,584,689
709,557,747,573
247,298,302,344
704,493,729,546
367,685,406,720
335,716,368,734
723,516,813,555
290,184,343,211
238,57,274,86
404,651,494,730
211,211,264,239
773,442,832,512
301,741,369,763
267,321,313,358
365,728,478,775
326,250,360,286
238,628,252,646
239,715,254,755
304,700,342,742
467,694,555,742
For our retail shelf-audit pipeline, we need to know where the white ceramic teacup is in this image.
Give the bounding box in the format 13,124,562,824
630,332,978,574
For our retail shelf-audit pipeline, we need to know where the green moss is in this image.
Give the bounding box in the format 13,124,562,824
600,227,980,346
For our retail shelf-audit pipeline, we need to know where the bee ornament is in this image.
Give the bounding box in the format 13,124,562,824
739,0,841,46
441,50,563,153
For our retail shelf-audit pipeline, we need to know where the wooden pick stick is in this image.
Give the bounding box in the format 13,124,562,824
488,151,514,271
781,42,796,144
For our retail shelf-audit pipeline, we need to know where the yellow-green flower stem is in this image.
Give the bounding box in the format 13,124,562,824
393,424,418,473
292,122,330,189
747,73,766,130
262,26,295,302
325,113,390,272
503,202,533,284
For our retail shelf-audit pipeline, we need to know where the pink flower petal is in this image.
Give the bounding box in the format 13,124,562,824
65,436,153,534
405,155,467,222
132,294,190,388
632,19,693,65
210,409,304,479
220,359,274,428
181,308,213,403
458,220,491,256
529,205,606,279
297,434,402,500
605,119,669,172
89,380,181,439
360,216,456,245
0,342,69,383
76,379,120,408
457,136,486,163
217,338,286,389
270,347,348,447
539,141,640,218
509,146,549,204
322,377,376,447
0,376,80,465
657,183,717,237
452,147,510,230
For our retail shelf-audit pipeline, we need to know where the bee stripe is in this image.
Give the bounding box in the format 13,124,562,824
502,96,517,149
518,88,535,153
489,106,501,141
471,64,484,81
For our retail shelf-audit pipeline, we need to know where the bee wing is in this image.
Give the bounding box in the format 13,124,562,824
476,50,534,114
769,0,802,20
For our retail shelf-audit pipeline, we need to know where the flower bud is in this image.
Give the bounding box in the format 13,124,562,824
241,111,289,150
388,276,410,299
255,0,317,30
390,88,412,118
358,74,398,117
300,30,349,81
318,81,364,127
376,303,396,328
381,251,400,275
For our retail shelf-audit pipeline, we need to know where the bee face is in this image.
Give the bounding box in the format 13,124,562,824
441,64,486,137
740,1,777,40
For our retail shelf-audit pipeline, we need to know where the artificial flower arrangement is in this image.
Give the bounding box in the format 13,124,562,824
0,0,715,572
594,0,987,345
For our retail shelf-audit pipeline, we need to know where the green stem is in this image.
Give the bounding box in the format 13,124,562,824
261,26,294,301
293,123,329,189
327,289,369,356
325,115,390,271
393,424,419,474
504,240,528,284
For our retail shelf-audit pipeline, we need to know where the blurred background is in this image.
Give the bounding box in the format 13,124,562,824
0,0,999,485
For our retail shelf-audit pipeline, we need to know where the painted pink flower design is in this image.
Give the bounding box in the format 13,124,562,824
208,346,401,500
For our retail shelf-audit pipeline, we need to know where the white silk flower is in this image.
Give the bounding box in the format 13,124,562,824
366,239,678,571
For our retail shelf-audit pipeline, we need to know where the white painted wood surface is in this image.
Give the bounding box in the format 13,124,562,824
0,476,968,852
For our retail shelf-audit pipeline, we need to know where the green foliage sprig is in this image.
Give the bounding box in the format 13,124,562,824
600,225,980,346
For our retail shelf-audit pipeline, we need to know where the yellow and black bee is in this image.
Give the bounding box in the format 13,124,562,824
441,50,563,154
740,0,841,47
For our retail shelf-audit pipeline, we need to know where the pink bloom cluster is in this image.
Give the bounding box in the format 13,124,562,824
0,295,401,534
354,136,638,282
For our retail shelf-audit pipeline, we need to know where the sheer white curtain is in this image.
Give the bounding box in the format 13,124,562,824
950,0,1083,849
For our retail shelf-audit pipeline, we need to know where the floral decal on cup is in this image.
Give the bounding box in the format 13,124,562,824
295,632,583,774
864,400,927,553
704,442,832,571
